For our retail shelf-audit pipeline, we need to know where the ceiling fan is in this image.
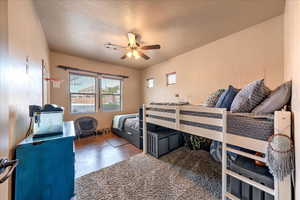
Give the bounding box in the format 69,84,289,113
104,32,161,60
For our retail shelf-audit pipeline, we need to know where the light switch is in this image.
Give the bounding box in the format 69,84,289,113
25,56,29,74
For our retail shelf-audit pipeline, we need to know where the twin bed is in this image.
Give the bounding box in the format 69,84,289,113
112,113,142,149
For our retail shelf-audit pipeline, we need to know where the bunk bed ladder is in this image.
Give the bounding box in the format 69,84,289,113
222,111,292,200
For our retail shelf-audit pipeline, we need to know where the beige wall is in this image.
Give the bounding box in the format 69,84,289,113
284,1,300,199
49,51,142,129
7,0,50,147
142,16,284,104
0,1,9,199
0,0,49,199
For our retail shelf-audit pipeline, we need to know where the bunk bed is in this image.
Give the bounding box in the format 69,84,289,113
142,104,292,200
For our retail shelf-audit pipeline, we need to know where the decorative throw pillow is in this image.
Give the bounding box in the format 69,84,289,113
230,79,270,113
205,89,225,107
252,81,292,114
215,85,239,110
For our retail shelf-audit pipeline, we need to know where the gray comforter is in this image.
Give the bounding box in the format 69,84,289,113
124,117,139,130
113,114,138,130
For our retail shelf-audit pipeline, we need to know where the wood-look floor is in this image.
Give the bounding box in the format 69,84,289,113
75,132,142,178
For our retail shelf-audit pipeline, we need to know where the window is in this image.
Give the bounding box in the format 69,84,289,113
167,72,176,85
69,73,96,114
147,78,154,88
69,73,123,114
100,78,122,112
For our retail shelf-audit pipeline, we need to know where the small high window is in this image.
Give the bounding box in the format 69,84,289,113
166,72,176,85
147,78,155,88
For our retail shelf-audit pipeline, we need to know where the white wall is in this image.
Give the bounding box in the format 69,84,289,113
142,16,284,104
284,1,300,199
0,0,49,199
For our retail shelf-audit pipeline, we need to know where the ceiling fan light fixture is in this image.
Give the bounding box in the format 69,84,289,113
133,50,140,59
126,51,133,58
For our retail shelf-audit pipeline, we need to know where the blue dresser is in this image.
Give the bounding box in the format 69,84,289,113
15,121,75,200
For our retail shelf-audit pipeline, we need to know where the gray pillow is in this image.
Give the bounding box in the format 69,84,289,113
204,89,225,107
231,79,270,113
252,81,292,114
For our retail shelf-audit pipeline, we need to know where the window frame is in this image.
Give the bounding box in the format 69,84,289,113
166,72,176,86
147,78,155,88
69,72,97,114
99,77,123,113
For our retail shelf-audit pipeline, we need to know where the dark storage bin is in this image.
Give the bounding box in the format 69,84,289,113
169,134,181,150
228,156,274,200
147,130,183,158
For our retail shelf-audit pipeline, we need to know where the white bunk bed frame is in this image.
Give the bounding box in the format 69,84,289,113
142,104,292,200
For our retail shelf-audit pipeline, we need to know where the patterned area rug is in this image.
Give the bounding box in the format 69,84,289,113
75,147,222,200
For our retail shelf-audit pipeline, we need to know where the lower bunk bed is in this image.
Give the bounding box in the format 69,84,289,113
142,104,292,200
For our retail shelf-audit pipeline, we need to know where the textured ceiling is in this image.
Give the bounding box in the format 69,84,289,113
34,0,284,69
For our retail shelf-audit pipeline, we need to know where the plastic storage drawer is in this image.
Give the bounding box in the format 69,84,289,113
147,130,183,158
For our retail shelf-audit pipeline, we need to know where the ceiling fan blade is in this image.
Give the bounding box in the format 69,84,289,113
104,43,127,50
141,45,161,50
138,51,150,60
120,54,127,59
127,32,136,47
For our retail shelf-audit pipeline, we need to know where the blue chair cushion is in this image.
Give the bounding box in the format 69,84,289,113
79,120,94,131
215,85,239,110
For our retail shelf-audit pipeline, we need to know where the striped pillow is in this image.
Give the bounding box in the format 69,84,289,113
230,79,270,113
